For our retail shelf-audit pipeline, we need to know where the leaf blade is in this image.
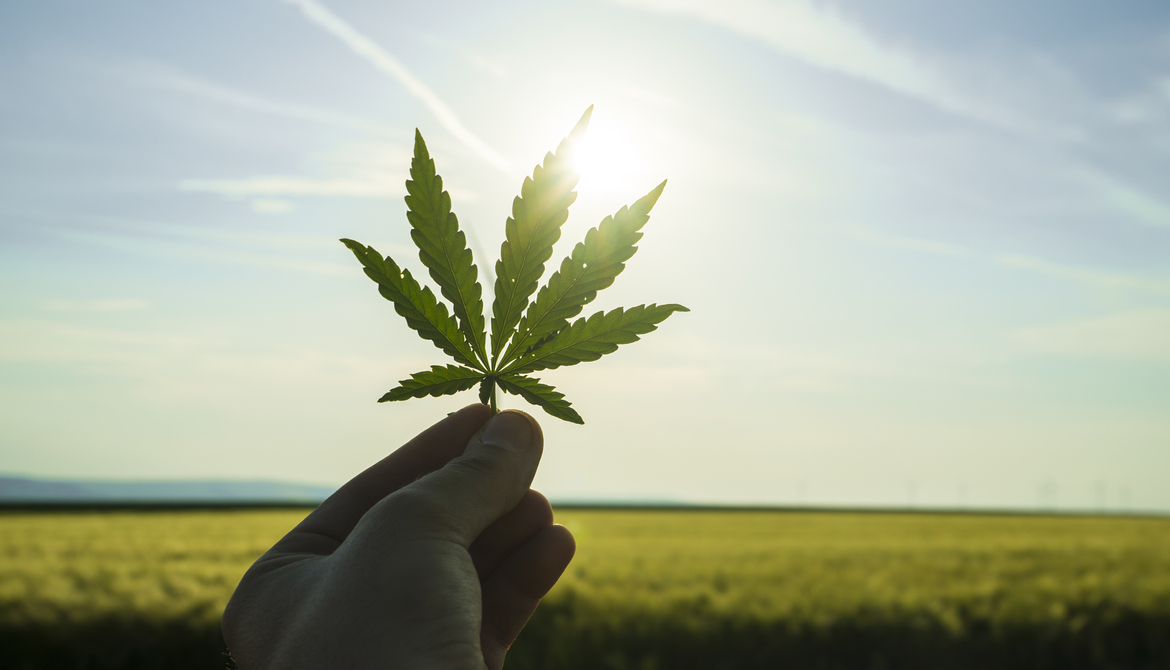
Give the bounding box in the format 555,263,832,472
497,374,583,424
341,238,480,369
490,106,592,363
503,303,688,375
502,180,667,366
405,130,487,365
379,365,484,402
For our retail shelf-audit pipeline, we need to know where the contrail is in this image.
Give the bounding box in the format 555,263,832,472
281,0,502,289
281,0,514,177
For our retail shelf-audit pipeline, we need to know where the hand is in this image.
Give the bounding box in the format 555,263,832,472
222,405,575,670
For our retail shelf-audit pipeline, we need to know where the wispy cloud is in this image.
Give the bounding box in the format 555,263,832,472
846,227,1170,298
7,212,364,276
281,0,514,175
251,199,295,214
179,141,440,201
466,51,508,79
1017,309,1170,361
144,67,406,138
180,175,402,198
41,299,150,312
98,60,406,138
603,0,966,118
415,31,508,79
0,318,205,366
996,254,1170,297
622,0,936,93
50,227,357,276
602,0,1088,136
0,318,414,406
1096,178,1170,231
843,228,971,258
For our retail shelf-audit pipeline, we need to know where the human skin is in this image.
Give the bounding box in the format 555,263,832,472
222,404,576,670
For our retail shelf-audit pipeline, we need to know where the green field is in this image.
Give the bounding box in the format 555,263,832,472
2,508,1168,669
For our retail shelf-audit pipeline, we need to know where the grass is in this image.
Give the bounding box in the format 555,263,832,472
555,510,1170,625
516,510,1170,670
0,509,294,630
0,508,298,670
1,507,1168,669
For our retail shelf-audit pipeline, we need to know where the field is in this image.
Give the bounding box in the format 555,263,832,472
1,508,1168,669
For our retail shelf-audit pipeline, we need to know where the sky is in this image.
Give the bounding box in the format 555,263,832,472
1,0,1168,512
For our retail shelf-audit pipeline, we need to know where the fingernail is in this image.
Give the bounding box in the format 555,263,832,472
478,412,533,453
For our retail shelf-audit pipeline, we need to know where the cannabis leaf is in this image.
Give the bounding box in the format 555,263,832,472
342,107,688,424
378,365,483,402
490,108,590,367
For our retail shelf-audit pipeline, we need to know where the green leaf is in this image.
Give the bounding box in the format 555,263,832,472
504,303,688,375
378,365,484,402
344,107,690,424
497,374,583,424
490,106,592,364
501,180,667,366
341,238,480,369
405,130,487,365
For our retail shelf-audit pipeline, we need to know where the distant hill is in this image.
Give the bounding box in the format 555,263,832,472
0,476,336,503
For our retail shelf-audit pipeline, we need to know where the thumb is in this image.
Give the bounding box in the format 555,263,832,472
385,410,544,547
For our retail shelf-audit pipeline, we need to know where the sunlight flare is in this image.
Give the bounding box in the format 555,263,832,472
572,114,650,194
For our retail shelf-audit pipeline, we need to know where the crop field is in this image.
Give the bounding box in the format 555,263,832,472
1,508,1168,670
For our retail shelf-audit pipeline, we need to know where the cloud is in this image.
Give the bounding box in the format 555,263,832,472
607,335,900,393
1099,180,1170,231
415,32,508,79
996,254,1170,297
1017,309,1170,361
604,0,970,117
179,141,444,201
137,67,406,138
0,319,203,366
846,228,1170,298
281,0,514,176
466,51,507,79
251,199,295,214
844,228,970,258
0,318,414,406
601,0,1100,138
41,299,150,312
1070,164,1170,232
181,175,402,198
16,214,362,276
50,227,357,276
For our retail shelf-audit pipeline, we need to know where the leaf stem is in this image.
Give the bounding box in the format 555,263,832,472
489,381,499,415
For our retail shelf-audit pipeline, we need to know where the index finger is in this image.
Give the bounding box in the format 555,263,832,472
271,403,492,556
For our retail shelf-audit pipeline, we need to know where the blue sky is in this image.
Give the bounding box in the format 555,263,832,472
2,0,1168,511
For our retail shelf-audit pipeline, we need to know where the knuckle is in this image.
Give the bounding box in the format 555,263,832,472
452,451,510,480
522,489,555,524
372,486,441,530
367,483,467,541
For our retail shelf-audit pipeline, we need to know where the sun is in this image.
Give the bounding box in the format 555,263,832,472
571,114,648,195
